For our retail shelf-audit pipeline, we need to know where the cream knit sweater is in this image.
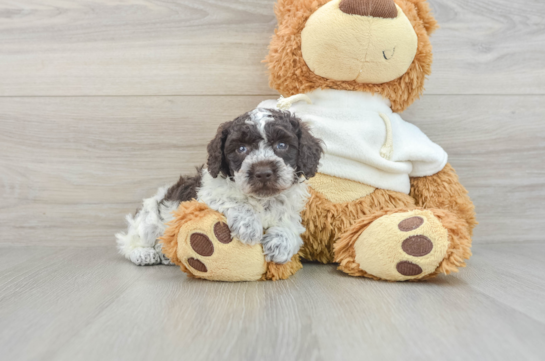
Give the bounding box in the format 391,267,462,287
258,89,447,194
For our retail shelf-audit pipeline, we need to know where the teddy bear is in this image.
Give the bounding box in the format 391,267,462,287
160,0,476,282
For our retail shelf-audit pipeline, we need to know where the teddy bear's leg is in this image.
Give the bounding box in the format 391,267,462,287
334,208,471,281
160,200,302,282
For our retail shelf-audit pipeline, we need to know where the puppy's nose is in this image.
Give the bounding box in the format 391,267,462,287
339,0,397,19
254,166,273,181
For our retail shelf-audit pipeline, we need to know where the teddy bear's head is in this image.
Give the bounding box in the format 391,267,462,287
265,0,438,112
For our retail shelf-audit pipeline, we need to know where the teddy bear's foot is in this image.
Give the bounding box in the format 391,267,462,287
334,208,472,281
160,201,302,281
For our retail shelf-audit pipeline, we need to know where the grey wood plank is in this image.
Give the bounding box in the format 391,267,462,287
0,0,276,96
458,243,545,324
0,0,543,96
0,246,61,273
402,95,545,243
0,245,541,361
427,0,545,95
0,95,263,245
1,95,543,246
0,246,144,361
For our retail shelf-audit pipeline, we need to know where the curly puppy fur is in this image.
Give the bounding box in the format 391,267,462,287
117,109,323,266
265,0,438,113
198,109,323,264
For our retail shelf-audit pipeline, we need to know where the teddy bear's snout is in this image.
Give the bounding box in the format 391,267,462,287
339,0,397,19
301,0,418,84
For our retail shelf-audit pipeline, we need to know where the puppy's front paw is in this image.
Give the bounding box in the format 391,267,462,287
227,214,263,245
129,248,162,266
154,241,174,265
262,227,302,264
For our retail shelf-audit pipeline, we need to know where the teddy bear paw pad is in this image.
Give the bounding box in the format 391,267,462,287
354,210,449,281
183,225,230,272
187,257,207,272
401,235,433,257
398,216,424,232
176,216,266,281
395,261,423,276
190,233,215,257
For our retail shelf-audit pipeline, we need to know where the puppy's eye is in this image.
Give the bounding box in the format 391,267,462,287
276,142,288,151
236,145,248,154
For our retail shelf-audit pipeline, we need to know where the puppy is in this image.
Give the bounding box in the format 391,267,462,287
116,108,323,266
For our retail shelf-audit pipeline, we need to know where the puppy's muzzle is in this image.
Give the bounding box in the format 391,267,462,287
254,165,274,181
249,161,280,195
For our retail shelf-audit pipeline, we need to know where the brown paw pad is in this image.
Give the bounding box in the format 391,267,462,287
190,233,214,256
214,222,232,244
398,216,424,232
187,258,207,273
396,261,422,276
402,235,433,257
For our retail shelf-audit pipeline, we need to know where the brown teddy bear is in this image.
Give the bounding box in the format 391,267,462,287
161,0,476,282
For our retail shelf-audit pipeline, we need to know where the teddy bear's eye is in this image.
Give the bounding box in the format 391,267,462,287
383,47,396,60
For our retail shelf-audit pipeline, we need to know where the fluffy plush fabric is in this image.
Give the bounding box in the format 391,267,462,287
410,163,477,236
259,89,448,194
308,173,376,203
351,209,450,281
261,254,303,281
265,0,438,113
160,201,210,273
300,162,475,281
153,0,476,282
328,163,475,281
160,200,303,281
334,207,472,281
160,201,267,281
301,1,418,84
300,186,416,263
339,0,398,18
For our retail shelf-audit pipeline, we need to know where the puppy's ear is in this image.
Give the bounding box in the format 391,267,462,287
206,122,231,178
291,117,323,179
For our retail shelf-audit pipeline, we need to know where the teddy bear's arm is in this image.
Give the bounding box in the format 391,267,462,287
409,163,477,235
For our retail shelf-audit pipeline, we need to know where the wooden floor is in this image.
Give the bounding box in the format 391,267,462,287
1,243,544,361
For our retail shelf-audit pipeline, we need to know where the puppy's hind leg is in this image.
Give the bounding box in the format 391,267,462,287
116,186,170,266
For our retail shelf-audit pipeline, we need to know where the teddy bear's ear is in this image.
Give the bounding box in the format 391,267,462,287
403,0,439,35
273,0,297,25
274,0,320,26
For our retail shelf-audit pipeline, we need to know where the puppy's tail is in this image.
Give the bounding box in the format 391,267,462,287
115,186,169,260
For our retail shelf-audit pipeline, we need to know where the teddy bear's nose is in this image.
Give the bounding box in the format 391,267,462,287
339,0,398,19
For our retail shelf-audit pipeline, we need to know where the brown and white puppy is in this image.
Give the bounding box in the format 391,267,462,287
116,108,323,266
